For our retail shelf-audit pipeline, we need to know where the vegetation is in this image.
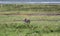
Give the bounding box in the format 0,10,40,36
0,15,60,36
0,4,60,36
0,4,60,13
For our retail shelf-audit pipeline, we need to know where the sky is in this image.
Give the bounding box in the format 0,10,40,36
0,0,60,2
0,0,60,4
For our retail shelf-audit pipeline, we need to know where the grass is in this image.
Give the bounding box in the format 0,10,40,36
0,21,60,36
42,32,60,36
0,15,60,36
0,4,60,13
0,15,60,22
0,4,60,36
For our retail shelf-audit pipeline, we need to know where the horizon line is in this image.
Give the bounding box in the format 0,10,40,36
0,1,60,4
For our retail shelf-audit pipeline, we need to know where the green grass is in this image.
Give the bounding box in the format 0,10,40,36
0,4,60,36
0,4,60,13
0,21,60,36
0,15,60,36
0,15,60,22
42,32,60,36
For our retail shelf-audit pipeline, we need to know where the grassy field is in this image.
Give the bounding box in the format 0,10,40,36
0,15,60,36
0,4,60,13
0,4,60,36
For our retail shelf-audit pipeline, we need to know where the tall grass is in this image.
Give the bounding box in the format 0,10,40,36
0,4,60,36
0,4,60,13
0,21,60,36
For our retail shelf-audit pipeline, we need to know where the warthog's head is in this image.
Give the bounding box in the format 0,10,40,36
24,18,30,24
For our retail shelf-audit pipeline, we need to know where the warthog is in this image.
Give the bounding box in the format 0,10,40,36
23,18,30,24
